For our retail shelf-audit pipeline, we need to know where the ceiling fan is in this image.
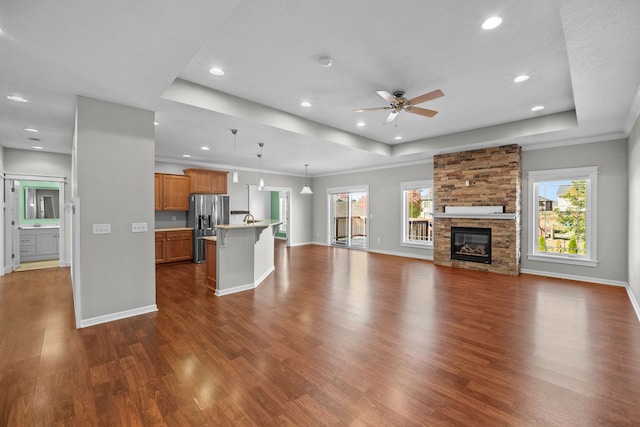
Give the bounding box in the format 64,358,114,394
354,89,444,123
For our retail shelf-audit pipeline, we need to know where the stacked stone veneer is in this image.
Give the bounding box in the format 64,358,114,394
433,144,521,276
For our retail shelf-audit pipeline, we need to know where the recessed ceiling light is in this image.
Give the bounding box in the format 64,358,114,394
154,121,159,126
209,67,224,76
394,136,403,141
531,105,544,111
301,101,312,107
7,95,28,103
31,146,44,150
356,121,366,127
514,75,530,83
482,16,502,30
23,127,39,133
201,146,210,151
182,154,191,158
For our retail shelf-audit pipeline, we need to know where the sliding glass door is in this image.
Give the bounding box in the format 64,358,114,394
328,186,368,249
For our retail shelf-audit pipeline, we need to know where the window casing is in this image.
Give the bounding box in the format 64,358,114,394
527,167,598,267
401,180,434,247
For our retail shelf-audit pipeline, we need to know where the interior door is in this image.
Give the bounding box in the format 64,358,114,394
7,180,20,271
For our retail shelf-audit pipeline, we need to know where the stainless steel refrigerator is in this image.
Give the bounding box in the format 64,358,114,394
188,194,229,263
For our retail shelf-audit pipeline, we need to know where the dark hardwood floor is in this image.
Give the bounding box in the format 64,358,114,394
1,244,639,426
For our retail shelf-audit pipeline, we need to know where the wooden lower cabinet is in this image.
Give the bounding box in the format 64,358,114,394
156,230,192,264
206,238,217,291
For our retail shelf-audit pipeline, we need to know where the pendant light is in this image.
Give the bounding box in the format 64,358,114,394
257,142,265,190
231,129,239,183
300,163,313,194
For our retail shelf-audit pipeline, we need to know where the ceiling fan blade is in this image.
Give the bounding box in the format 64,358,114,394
383,110,399,123
376,90,398,104
353,106,393,112
407,89,444,106
406,106,438,118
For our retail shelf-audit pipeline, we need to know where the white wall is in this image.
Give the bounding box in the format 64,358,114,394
75,96,156,325
628,117,640,307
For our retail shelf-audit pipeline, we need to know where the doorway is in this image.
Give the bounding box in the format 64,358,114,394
4,176,66,273
248,184,292,247
328,186,369,249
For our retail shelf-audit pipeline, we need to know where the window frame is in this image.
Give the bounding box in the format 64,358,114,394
400,180,434,248
527,166,598,267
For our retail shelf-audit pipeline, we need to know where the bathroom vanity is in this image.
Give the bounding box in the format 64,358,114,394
20,226,60,262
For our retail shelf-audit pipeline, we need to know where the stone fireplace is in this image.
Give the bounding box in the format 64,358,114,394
433,145,521,276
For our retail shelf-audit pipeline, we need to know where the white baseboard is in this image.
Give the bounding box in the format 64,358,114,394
289,241,317,247
520,269,627,287
521,268,640,323
626,286,640,323
79,304,158,328
215,266,275,297
368,248,434,261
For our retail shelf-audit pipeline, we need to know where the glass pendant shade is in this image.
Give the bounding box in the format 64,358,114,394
300,163,313,194
231,129,239,183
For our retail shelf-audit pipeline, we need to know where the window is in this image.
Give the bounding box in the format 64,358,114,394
401,180,434,247
527,167,598,267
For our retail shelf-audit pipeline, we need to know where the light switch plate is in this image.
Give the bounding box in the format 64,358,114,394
92,224,111,234
132,222,148,233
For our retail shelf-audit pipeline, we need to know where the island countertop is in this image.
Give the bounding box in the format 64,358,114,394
216,220,282,229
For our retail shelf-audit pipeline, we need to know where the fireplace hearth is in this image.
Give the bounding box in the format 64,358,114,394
451,227,491,264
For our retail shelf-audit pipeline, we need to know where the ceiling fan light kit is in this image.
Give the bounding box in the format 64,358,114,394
354,89,444,123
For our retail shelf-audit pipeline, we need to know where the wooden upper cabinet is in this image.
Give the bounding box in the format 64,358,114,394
184,168,228,194
154,174,163,211
155,173,190,211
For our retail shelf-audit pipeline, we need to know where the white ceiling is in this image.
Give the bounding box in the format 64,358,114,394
1,0,639,176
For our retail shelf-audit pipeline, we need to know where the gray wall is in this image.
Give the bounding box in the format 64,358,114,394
629,117,640,305
311,140,629,284
522,139,628,284
312,162,435,260
154,161,313,245
75,96,156,323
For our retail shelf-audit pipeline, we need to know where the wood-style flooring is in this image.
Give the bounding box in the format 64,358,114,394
1,244,639,426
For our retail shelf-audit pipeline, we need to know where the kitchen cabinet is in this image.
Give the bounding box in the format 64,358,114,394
205,238,216,291
155,173,190,211
155,229,192,263
183,168,228,194
20,228,60,262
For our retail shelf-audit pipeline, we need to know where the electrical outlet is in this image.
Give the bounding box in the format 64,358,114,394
132,222,148,233
92,224,111,234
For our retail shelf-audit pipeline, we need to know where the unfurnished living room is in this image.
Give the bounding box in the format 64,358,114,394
1,1,640,426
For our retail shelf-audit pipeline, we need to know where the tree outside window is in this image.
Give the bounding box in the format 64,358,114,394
401,181,433,246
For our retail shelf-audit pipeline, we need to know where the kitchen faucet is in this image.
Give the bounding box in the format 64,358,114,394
243,213,255,224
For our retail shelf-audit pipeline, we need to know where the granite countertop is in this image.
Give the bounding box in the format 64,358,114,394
216,220,282,229
155,227,194,232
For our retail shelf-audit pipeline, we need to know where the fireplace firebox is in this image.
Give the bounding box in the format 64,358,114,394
451,227,491,264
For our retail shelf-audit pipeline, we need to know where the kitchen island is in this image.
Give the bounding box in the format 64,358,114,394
204,220,281,296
